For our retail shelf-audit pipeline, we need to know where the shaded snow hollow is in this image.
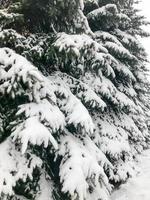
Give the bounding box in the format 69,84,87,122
111,149,150,200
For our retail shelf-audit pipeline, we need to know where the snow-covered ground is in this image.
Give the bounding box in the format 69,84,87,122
111,150,150,200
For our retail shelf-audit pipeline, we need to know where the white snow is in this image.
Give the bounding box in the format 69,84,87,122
0,139,42,195
12,116,59,154
53,72,107,110
111,149,150,200
87,4,118,19
54,33,107,57
58,133,110,200
36,173,53,200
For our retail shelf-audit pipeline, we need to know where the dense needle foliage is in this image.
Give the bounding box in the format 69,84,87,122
0,0,150,199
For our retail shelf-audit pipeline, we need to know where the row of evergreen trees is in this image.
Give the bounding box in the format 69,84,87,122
0,0,150,199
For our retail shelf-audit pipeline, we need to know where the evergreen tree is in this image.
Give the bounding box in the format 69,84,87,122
0,0,149,200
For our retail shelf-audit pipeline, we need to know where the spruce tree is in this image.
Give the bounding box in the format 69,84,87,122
0,0,149,200
84,0,150,178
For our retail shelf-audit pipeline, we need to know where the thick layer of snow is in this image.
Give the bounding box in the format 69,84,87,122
111,150,150,200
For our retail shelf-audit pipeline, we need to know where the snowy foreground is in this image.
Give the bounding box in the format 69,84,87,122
111,150,150,200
